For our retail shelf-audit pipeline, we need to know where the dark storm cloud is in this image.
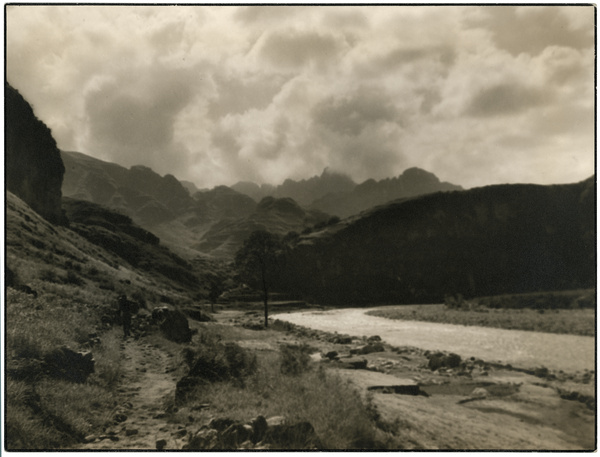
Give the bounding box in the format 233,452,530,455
466,83,547,117
258,29,345,69
312,86,401,136
471,6,593,56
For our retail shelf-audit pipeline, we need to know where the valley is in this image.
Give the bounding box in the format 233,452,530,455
4,81,596,451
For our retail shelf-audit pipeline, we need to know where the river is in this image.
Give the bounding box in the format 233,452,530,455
275,308,595,373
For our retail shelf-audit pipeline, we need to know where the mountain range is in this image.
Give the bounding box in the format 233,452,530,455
61,150,461,259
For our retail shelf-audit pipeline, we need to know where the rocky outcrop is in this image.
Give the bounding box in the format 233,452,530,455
6,83,66,224
277,178,596,304
184,416,322,450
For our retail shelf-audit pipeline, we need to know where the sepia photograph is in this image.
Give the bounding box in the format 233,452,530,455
4,3,596,451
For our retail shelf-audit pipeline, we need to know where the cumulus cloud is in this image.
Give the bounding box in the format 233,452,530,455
6,5,595,189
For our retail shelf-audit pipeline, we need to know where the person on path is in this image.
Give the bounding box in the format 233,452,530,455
118,294,134,338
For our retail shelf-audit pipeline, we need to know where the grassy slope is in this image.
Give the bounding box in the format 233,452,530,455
5,192,208,449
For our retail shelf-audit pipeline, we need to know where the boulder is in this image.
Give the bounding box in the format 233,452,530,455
159,309,192,343
251,416,268,443
324,351,338,360
263,421,322,449
351,343,385,355
43,347,94,383
427,352,461,371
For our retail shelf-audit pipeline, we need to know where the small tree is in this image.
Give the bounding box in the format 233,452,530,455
235,230,282,327
208,280,224,313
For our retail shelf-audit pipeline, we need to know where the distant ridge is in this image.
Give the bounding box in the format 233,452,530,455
233,167,462,218
276,177,595,305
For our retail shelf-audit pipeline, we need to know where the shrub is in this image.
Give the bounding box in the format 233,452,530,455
279,344,312,376
187,339,257,384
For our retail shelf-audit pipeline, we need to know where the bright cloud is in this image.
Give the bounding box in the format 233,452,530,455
6,5,595,189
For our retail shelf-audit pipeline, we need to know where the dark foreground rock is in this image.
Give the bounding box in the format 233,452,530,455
184,416,322,450
153,307,192,343
43,347,95,383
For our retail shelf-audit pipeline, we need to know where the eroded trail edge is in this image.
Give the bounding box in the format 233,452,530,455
76,339,182,450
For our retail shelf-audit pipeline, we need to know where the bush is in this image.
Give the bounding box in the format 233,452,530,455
187,339,257,384
279,344,312,376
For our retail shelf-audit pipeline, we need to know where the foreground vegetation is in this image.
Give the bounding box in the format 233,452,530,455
367,300,595,336
151,322,401,450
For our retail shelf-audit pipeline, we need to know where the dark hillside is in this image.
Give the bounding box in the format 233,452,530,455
277,179,595,305
62,198,200,289
194,196,330,259
6,83,66,224
61,151,194,226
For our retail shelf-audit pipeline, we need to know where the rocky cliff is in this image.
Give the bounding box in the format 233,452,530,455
6,83,66,224
277,178,595,305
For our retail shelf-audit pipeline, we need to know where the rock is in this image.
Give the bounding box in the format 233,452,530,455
367,335,382,343
263,421,322,449
324,351,338,360
471,387,488,399
209,417,236,432
251,415,268,443
83,434,98,443
43,347,94,383
266,416,286,427
159,309,192,343
125,428,139,436
352,343,385,355
220,423,252,448
6,83,66,224
156,439,168,450
338,358,368,370
172,429,187,438
186,428,219,450
332,336,352,344
114,413,127,423
427,352,462,371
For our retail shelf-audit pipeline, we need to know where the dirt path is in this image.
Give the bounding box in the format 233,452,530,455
74,338,183,450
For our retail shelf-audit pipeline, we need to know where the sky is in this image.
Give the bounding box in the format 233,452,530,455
6,4,595,189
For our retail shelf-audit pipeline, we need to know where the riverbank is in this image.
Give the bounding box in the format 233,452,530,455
275,308,595,373
367,304,595,336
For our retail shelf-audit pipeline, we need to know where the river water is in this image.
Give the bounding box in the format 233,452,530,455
275,308,595,373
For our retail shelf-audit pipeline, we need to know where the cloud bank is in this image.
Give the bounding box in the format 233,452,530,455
6,5,594,189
